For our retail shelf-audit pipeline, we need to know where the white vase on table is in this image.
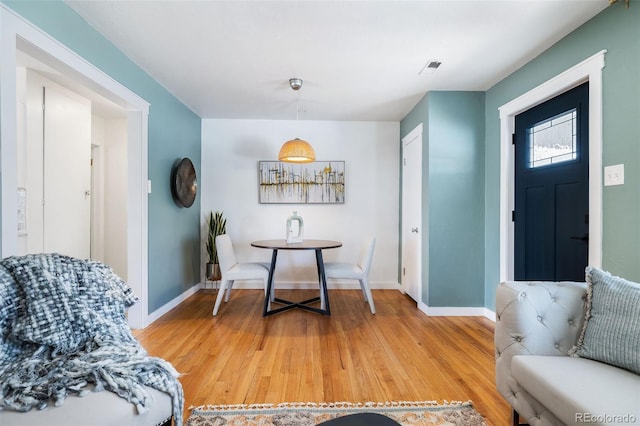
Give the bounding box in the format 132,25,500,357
286,211,304,243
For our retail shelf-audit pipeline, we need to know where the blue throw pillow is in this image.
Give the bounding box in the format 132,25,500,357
569,267,640,374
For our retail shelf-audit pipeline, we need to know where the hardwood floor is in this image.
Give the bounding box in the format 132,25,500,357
133,289,510,425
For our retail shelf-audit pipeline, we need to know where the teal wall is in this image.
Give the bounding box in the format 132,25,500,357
400,92,485,307
484,4,640,310
401,4,639,312
3,1,203,312
428,92,485,307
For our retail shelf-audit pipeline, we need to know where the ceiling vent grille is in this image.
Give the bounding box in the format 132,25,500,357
419,59,442,75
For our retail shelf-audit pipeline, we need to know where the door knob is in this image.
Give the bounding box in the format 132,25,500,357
411,227,419,233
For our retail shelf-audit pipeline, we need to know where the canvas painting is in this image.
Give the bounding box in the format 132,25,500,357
258,161,345,204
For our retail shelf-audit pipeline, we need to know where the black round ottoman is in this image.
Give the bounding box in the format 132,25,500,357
318,412,401,425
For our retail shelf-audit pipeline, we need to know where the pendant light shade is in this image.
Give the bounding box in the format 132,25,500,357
278,78,315,163
278,138,315,163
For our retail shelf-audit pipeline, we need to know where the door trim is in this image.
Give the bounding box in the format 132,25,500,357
401,123,424,308
1,6,150,328
498,50,606,281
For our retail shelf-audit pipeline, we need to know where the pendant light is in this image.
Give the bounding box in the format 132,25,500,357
278,78,315,163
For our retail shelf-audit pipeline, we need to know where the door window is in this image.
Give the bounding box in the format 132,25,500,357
528,109,577,168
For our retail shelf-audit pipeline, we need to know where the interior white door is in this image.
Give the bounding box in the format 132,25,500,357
43,83,92,259
401,124,423,302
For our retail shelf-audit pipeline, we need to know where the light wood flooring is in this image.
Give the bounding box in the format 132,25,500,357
133,289,510,425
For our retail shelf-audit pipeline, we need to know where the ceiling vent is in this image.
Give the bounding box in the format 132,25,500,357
419,60,442,75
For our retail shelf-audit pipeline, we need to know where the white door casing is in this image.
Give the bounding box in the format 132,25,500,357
401,123,423,303
498,50,605,282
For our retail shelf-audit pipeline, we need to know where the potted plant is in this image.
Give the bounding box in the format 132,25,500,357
205,210,227,281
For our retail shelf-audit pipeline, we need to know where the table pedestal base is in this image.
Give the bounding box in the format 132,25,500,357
263,248,331,317
265,295,328,316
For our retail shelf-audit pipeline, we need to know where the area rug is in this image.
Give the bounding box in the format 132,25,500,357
187,400,487,425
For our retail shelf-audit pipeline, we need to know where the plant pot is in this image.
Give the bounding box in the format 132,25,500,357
206,262,221,281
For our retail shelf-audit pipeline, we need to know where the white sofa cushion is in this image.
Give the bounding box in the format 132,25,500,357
512,355,640,426
0,385,172,426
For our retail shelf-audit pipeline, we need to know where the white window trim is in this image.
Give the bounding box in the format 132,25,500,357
498,50,606,281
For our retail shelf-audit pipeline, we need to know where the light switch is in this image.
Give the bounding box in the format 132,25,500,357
148,179,152,193
604,164,624,186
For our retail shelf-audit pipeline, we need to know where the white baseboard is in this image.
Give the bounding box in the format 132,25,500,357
423,306,488,316
417,303,497,320
144,282,202,327
221,280,401,290
417,299,429,315
484,308,496,322
143,281,497,325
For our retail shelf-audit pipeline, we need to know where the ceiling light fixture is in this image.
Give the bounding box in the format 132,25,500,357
278,78,315,163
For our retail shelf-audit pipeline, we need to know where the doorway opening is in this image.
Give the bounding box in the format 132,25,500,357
498,50,605,282
401,123,423,306
514,82,589,281
1,6,150,328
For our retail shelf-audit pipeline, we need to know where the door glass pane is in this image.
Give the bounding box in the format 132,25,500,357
527,108,577,168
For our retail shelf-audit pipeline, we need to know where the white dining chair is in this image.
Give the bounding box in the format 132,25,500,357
324,236,376,314
212,234,270,316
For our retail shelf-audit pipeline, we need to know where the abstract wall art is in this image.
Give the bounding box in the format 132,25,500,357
258,161,345,204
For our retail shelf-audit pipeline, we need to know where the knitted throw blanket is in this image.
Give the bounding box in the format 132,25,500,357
0,254,183,425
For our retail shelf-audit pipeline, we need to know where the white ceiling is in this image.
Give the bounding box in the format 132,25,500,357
65,0,609,122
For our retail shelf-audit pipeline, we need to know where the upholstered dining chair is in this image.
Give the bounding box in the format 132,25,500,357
324,236,376,314
212,234,270,316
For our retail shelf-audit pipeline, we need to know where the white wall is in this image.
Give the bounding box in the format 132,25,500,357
104,118,128,278
91,115,128,279
201,119,400,289
91,116,106,262
16,67,27,254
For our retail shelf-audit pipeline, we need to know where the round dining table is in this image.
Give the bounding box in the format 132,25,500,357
251,239,342,316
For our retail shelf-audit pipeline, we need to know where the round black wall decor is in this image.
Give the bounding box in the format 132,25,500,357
171,157,197,208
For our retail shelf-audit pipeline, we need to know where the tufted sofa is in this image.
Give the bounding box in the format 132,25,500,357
495,281,640,426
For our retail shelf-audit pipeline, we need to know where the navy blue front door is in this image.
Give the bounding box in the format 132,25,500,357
514,82,589,281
